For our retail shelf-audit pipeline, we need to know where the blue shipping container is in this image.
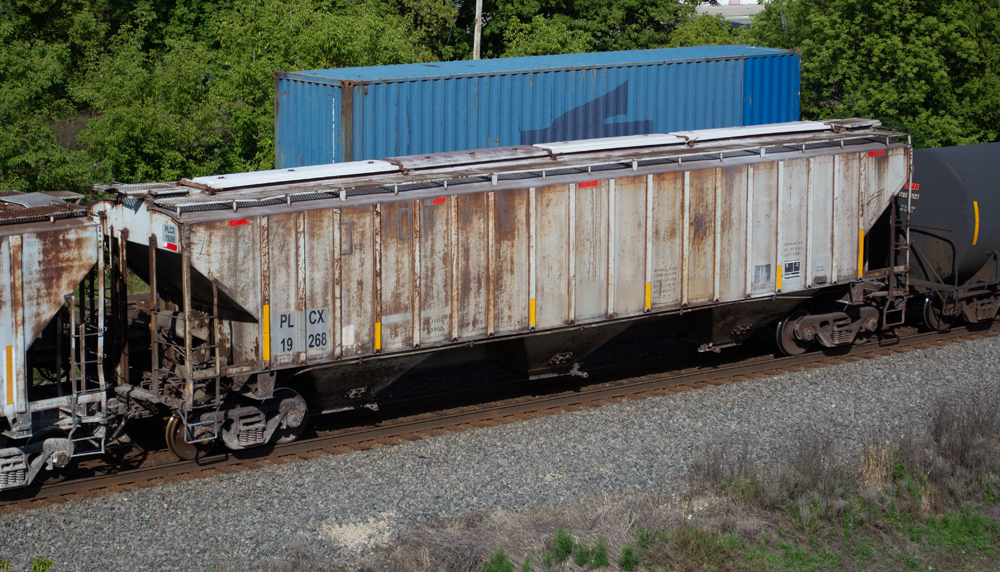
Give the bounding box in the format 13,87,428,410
275,46,800,168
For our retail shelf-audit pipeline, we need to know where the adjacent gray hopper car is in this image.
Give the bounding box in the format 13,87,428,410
0,191,106,489
91,119,910,460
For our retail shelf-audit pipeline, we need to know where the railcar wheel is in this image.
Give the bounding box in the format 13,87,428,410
26,428,77,485
270,388,308,445
776,310,812,356
165,415,214,461
923,297,956,332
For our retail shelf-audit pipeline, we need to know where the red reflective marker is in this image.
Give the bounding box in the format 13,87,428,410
229,218,250,227
578,180,599,188
164,243,178,252
432,197,447,205
868,150,885,157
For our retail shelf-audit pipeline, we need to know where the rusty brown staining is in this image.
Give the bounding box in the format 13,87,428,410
411,200,421,347
418,196,451,343
457,192,489,337
493,188,529,333
259,217,270,307
378,201,414,350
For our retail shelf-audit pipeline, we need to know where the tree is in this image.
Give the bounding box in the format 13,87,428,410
745,0,1000,146
501,15,594,57
667,13,741,48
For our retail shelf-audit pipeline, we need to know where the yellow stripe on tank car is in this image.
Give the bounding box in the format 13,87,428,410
776,265,782,291
645,283,651,310
529,298,536,328
262,304,270,361
974,201,980,246
375,322,381,352
858,229,865,278
5,345,12,406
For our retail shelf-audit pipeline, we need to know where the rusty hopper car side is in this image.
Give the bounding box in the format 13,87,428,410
0,191,111,490
93,119,910,460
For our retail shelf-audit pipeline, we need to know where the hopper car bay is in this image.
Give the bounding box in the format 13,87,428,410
0,120,994,491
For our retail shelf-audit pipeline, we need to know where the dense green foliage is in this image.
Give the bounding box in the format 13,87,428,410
1,0,997,192
744,0,1000,147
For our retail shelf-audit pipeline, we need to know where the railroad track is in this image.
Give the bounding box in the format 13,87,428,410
2,323,996,511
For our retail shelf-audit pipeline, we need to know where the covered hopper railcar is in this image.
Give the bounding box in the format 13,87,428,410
0,119,918,490
91,119,911,460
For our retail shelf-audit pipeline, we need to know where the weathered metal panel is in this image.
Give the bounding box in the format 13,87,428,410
750,163,778,295
834,153,861,282
687,168,717,304
0,237,13,418
189,219,260,313
535,184,571,328
718,165,748,301
575,181,610,322
379,200,414,351
275,46,800,167
779,158,809,292
304,209,336,362
21,225,98,343
613,176,647,316
340,206,375,357
810,155,835,287
650,172,684,309
494,188,530,334
419,197,453,344
266,213,299,366
456,194,489,339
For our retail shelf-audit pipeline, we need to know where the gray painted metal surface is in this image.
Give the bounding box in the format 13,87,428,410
99,121,908,411
274,46,800,168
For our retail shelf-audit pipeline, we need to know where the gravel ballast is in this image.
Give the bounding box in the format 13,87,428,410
2,336,998,570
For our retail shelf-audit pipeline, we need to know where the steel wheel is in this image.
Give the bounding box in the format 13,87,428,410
27,428,77,485
165,415,213,461
270,388,308,445
776,309,812,356
923,297,956,332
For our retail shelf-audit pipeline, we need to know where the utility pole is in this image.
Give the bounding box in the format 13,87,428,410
473,0,483,59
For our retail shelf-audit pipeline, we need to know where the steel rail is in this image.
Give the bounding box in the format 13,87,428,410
3,323,997,510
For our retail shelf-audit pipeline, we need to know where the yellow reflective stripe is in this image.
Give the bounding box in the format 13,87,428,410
776,265,783,291
858,229,865,278
974,201,980,246
375,322,381,351
262,304,270,361
645,282,651,309
529,298,536,327
5,345,12,406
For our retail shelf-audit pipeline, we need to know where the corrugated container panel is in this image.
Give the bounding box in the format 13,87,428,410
275,46,800,168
